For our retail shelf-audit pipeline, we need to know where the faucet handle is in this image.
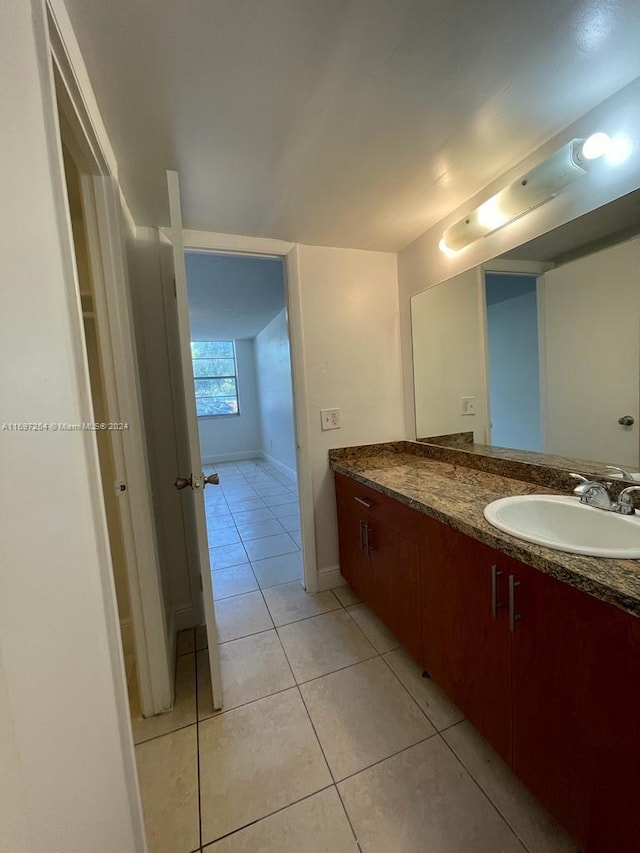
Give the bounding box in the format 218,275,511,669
569,473,592,492
569,473,589,483
618,485,640,514
606,465,634,480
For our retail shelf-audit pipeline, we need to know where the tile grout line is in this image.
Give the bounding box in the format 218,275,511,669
262,597,342,629
334,784,364,853
201,522,384,848
194,649,204,852
199,783,337,850
293,673,364,849
336,731,439,787
134,718,198,748
158,633,447,747
210,462,299,630
211,568,308,605
273,608,442,849
269,607,362,846
437,733,538,853
197,682,297,725
376,646,447,731
201,464,319,848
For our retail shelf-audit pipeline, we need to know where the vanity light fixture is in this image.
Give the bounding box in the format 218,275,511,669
440,132,615,255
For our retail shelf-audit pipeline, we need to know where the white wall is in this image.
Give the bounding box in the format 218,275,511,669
254,310,297,477
411,268,487,442
399,77,640,439
0,2,142,849
198,339,262,462
297,246,404,577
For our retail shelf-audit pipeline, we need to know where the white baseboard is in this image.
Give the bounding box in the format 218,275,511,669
202,450,263,464
262,453,298,486
316,565,345,592
173,604,198,633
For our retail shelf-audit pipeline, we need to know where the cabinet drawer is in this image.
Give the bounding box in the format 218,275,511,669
334,473,420,543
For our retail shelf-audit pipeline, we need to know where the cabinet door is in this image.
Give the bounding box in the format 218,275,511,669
369,521,422,661
422,522,511,762
586,611,640,853
335,475,371,600
509,559,614,844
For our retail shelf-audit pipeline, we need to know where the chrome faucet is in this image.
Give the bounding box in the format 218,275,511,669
570,474,616,511
570,474,640,515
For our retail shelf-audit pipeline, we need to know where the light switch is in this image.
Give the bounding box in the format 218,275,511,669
320,408,341,430
460,396,477,416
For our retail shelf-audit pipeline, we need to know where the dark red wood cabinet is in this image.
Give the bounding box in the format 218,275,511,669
334,471,640,852
335,474,372,602
421,520,512,764
335,473,422,661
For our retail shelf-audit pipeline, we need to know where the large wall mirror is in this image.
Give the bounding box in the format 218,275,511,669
411,189,640,473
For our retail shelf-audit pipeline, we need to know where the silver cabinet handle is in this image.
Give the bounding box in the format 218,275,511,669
363,524,373,553
508,575,522,632
355,496,373,508
490,564,504,618
359,520,366,551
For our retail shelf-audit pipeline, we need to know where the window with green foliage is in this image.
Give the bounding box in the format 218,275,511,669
191,341,239,417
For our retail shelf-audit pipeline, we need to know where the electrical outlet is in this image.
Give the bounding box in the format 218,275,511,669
320,408,341,430
460,396,477,416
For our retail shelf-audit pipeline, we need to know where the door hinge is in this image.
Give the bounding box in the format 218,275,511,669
199,574,203,591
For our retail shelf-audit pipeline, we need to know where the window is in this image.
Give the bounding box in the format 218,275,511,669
191,341,239,417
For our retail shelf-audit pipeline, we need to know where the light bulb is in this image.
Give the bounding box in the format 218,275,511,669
477,196,507,230
606,134,633,165
581,132,612,160
438,237,460,257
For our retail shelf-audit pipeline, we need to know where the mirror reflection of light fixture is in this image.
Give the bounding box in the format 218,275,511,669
440,132,617,255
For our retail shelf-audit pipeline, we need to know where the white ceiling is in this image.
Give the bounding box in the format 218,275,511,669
63,0,640,251
186,252,285,340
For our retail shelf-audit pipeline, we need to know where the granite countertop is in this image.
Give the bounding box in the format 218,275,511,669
329,445,640,619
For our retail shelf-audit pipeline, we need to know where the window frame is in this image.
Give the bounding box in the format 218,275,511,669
191,340,241,419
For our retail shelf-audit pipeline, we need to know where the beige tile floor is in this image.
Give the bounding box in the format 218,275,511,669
133,460,579,852
135,604,579,851
205,459,302,595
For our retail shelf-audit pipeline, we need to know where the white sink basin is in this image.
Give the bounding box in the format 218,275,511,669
484,494,640,558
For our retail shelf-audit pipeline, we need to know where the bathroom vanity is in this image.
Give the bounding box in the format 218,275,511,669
331,440,640,851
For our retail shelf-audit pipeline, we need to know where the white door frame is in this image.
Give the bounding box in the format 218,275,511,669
44,0,173,716
164,228,318,593
475,266,492,446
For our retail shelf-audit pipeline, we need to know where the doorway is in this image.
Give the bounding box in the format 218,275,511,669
54,65,172,721
484,272,542,452
60,144,140,713
185,252,304,625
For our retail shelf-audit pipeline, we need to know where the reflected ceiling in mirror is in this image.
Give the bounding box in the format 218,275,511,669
411,188,640,475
